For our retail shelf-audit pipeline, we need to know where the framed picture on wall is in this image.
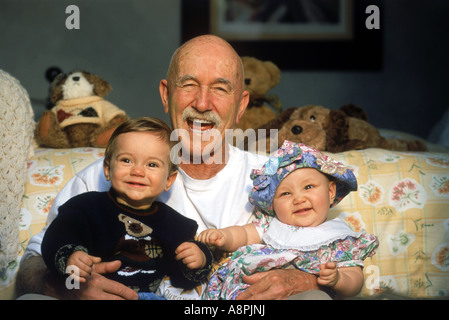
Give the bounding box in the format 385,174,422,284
181,0,382,70
210,0,353,41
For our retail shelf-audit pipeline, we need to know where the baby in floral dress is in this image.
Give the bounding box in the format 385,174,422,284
199,141,378,299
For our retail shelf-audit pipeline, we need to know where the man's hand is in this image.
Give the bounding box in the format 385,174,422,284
18,256,138,300
236,269,318,300
65,260,138,300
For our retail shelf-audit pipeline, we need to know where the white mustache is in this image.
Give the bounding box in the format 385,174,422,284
181,107,221,128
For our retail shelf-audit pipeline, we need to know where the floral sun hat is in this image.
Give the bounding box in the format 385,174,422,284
249,140,357,216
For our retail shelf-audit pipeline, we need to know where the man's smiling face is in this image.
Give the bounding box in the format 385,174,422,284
162,36,248,160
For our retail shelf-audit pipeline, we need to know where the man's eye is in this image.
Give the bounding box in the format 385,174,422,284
215,86,228,92
305,185,313,190
181,83,198,90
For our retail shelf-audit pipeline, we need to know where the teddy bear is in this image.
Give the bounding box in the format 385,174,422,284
236,56,282,132
114,213,161,286
257,104,428,153
35,70,129,148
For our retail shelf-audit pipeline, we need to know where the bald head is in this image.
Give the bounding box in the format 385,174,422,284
167,35,245,94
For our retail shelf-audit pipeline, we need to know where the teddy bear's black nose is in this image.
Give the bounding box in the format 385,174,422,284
72,76,80,81
291,125,302,135
245,78,251,85
129,222,143,234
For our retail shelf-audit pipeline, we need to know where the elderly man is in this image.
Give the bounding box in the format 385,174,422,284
17,35,327,300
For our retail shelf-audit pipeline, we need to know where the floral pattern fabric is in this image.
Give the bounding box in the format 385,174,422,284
203,231,378,300
19,148,105,255
249,141,357,216
328,149,449,298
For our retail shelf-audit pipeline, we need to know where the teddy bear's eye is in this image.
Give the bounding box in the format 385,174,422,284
310,115,316,122
244,78,251,85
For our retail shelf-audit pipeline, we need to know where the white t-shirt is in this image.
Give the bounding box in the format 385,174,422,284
23,145,268,260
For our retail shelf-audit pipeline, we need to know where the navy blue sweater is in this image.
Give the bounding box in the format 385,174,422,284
42,190,213,292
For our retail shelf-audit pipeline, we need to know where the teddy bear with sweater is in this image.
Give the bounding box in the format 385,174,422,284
35,70,128,148
236,56,282,131
257,104,427,153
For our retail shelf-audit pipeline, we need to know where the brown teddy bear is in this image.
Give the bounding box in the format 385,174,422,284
35,70,129,148
257,104,428,153
236,56,282,131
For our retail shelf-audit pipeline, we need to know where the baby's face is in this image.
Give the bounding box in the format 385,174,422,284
272,168,336,227
104,131,176,210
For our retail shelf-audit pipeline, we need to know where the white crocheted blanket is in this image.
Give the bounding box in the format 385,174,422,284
0,70,35,271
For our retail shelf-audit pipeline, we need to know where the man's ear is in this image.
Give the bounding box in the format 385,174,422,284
164,171,178,192
235,90,249,124
159,79,170,114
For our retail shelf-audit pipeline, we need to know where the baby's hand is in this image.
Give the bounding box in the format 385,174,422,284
67,251,101,283
175,242,206,269
198,229,225,248
317,262,339,288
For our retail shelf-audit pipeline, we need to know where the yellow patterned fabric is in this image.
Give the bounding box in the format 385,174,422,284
19,148,106,255
328,148,449,298
1,147,448,299
0,148,104,299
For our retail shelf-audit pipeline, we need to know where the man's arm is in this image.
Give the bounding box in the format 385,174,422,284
16,256,49,297
236,268,320,300
16,255,138,300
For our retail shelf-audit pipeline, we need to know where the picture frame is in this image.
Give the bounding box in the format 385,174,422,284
210,0,354,41
181,0,382,70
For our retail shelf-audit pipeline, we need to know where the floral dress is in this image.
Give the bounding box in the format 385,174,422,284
203,218,378,300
